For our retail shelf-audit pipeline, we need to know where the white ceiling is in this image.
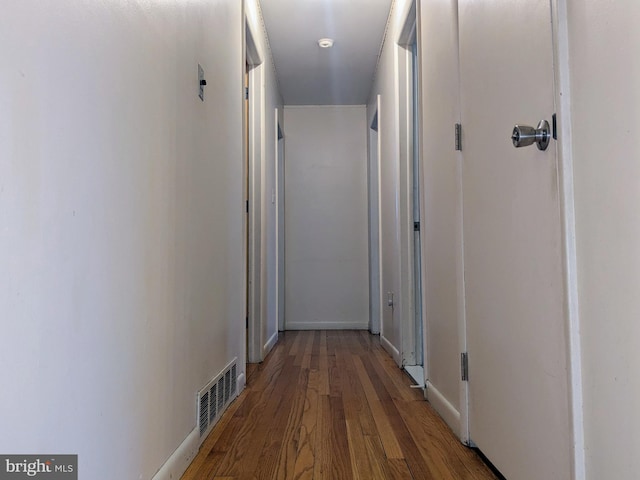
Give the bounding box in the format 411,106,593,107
258,0,394,105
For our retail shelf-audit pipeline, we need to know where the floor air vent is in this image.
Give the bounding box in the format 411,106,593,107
197,358,238,441
209,383,217,421
217,377,225,412
224,371,231,403
199,391,209,436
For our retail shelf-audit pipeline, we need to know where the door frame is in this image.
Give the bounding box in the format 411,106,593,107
275,110,285,332
449,2,470,447
245,14,265,364
368,98,383,335
550,0,585,477
396,0,425,376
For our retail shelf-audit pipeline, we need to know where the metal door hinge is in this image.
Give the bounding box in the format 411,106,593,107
246,317,249,329
414,221,420,232
245,87,249,100
246,200,249,213
461,352,469,381
455,123,462,151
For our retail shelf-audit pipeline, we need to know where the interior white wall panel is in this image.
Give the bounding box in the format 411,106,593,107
0,2,247,478
568,2,640,478
284,106,369,330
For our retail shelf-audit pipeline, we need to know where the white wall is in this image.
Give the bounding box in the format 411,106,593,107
284,106,369,330
568,2,640,478
0,1,245,479
418,0,466,433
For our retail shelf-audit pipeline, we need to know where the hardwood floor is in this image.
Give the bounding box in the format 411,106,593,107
181,330,497,480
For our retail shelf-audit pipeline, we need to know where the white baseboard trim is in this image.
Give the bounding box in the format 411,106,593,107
426,380,461,438
381,335,402,366
151,427,199,480
285,321,369,330
237,372,246,394
263,332,278,358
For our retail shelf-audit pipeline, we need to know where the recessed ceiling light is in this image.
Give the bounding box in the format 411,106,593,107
318,38,334,49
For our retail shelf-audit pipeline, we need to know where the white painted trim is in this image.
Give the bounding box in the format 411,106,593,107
444,0,471,447
263,331,278,357
376,95,384,336
246,16,266,363
151,427,199,480
237,372,246,394
275,108,285,333
395,0,416,44
241,0,249,383
414,0,429,386
426,381,462,439
286,322,369,331
381,334,402,367
395,1,420,369
245,2,264,66
368,100,382,336
397,0,417,46
551,1,585,478
274,107,279,334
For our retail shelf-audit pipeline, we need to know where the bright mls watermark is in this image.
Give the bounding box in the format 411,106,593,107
0,456,77,479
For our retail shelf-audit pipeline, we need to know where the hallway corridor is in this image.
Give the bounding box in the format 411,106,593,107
181,331,496,479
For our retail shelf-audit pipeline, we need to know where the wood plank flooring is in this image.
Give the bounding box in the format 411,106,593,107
181,330,497,480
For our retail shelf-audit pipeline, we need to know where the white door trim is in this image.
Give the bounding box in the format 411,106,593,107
245,13,265,364
446,2,470,446
275,110,285,332
396,0,422,369
551,0,585,478
375,96,388,343
368,99,382,335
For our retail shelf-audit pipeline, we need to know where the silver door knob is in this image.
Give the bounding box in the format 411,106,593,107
511,120,550,151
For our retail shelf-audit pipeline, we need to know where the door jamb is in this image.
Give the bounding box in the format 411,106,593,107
276,110,285,332
245,15,265,364
396,0,424,372
550,0,585,478
368,100,382,336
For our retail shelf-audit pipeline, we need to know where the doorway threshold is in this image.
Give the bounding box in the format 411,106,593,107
404,365,424,388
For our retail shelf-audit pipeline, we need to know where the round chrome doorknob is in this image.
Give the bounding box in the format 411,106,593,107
511,120,550,151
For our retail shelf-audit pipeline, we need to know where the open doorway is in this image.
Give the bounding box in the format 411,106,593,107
397,0,425,387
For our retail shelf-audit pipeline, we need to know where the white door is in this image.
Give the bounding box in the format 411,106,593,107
459,1,572,479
